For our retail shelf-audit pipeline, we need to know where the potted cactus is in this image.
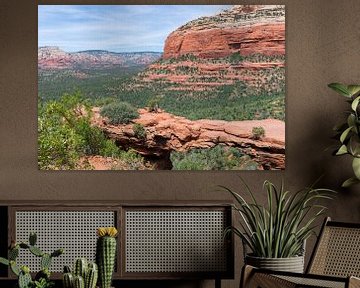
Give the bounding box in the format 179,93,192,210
62,258,98,288
0,232,64,288
96,227,118,288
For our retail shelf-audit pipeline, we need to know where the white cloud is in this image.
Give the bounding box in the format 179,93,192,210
38,5,231,52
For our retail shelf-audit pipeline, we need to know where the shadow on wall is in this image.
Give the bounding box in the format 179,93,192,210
298,109,360,221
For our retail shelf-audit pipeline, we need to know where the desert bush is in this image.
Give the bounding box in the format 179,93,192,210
229,52,244,63
38,92,123,169
252,126,266,139
170,145,259,170
147,96,162,112
38,93,85,169
133,123,146,140
75,119,120,157
38,112,83,170
100,101,139,124
111,149,149,170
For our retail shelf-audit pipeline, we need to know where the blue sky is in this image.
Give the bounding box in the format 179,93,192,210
38,5,231,53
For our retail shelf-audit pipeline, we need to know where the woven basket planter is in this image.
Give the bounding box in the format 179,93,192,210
245,254,305,273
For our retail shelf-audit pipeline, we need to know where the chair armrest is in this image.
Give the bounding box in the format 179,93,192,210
240,265,296,288
240,265,349,288
240,265,255,288
349,276,360,288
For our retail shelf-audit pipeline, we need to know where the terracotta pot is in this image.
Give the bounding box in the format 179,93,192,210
245,254,305,273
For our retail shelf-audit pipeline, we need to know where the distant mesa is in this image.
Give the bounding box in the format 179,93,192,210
38,46,162,70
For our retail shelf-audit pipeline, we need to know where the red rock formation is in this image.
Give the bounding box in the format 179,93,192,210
135,5,285,93
91,108,285,170
164,24,285,59
163,5,285,59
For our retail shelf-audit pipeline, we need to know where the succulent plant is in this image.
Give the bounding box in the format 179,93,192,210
62,266,74,288
0,232,63,288
63,259,98,288
85,262,98,288
74,275,85,288
96,227,118,288
19,267,32,288
74,258,88,280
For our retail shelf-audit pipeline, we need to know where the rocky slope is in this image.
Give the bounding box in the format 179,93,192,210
91,108,285,170
163,5,285,59
38,46,162,70
133,5,285,93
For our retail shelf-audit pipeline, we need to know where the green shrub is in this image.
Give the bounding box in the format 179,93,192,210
133,123,146,140
170,145,260,170
38,113,83,170
252,126,265,139
75,119,121,157
229,52,244,63
100,101,139,124
38,93,87,169
38,92,123,169
111,149,149,170
147,96,161,112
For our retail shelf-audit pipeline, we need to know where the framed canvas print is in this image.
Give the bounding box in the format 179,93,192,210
38,4,285,171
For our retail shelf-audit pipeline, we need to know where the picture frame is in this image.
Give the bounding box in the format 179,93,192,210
38,4,285,171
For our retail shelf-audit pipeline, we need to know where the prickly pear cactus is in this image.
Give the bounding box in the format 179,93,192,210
40,253,52,270
18,266,32,288
0,232,63,288
96,227,118,288
29,232,37,246
29,245,44,257
9,246,19,260
10,260,21,276
51,248,64,258
0,257,9,266
35,268,50,282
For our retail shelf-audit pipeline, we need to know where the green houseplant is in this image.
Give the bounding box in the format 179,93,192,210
222,179,334,272
328,83,360,187
0,232,63,288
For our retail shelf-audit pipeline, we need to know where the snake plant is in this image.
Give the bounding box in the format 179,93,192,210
328,83,360,187
222,179,334,258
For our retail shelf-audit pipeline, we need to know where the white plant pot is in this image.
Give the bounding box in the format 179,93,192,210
245,254,305,273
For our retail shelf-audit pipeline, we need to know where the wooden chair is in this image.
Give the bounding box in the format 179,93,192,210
241,217,360,288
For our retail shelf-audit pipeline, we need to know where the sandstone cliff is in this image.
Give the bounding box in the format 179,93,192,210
91,108,285,170
163,5,285,59
134,5,285,93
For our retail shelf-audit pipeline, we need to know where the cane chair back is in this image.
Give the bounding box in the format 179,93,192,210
241,218,360,288
307,217,360,278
